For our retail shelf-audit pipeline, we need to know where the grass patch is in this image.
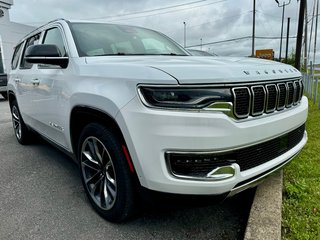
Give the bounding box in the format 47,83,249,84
282,100,320,239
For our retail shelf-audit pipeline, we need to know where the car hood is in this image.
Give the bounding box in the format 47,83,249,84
85,56,301,84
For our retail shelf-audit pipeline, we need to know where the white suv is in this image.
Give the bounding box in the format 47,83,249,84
8,19,308,222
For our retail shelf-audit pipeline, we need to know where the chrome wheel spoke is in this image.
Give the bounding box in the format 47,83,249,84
106,168,116,186
87,139,103,164
82,151,100,170
86,172,103,196
100,177,108,208
12,111,19,121
92,138,103,164
106,180,117,201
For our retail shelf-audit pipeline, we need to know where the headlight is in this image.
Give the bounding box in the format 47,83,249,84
138,87,232,109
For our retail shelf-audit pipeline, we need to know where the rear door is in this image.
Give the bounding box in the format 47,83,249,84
16,33,42,126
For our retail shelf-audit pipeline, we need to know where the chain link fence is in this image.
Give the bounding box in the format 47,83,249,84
303,61,320,109
303,64,320,108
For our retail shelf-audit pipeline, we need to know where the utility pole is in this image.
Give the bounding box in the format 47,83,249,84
313,0,319,76
200,38,202,50
304,0,309,71
295,0,306,70
285,17,290,63
183,22,186,48
251,0,256,57
280,3,285,60
275,0,291,61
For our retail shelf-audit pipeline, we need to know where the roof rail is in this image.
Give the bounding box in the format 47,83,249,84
46,18,67,25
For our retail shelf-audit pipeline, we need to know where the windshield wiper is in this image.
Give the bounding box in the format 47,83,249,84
159,53,187,56
92,52,187,56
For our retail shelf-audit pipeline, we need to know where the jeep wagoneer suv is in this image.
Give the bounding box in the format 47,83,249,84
7,19,308,222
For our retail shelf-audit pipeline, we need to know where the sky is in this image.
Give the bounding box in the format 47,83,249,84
8,0,320,64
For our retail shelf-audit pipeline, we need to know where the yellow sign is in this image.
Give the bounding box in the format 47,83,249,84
256,49,274,60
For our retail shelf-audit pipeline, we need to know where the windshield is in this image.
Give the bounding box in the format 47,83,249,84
70,23,188,57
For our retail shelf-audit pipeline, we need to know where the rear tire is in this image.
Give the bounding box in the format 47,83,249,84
11,100,32,144
78,123,136,222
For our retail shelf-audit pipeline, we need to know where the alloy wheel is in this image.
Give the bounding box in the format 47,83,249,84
12,106,22,140
81,136,117,210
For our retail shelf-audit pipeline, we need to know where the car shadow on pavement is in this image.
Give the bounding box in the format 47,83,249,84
123,189,255,240
17,136,254,240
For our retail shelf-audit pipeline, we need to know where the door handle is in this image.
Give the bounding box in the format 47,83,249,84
31,78,40,86
14,78,21,83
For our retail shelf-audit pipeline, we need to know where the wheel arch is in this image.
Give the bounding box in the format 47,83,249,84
70,105,141,188
70,106,127,160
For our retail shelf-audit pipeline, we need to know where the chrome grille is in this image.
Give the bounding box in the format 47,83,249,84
232,79,303,119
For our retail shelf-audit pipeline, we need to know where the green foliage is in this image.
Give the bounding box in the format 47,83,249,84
285,50,296,66
282,98,320,239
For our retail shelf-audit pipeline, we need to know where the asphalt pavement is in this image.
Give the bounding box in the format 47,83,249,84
0,96,254,240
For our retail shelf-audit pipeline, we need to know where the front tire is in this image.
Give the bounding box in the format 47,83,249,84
78,123,136,222
11,100,32,144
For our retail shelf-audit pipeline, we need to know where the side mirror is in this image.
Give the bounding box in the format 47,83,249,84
25,44,69,68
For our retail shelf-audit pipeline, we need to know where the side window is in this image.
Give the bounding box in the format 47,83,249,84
11,42,24,70
43,28,66,57
20,34,41,69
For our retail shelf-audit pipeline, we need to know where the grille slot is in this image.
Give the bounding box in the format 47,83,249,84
232,79,303,119
265,84,277,113
293,81,301,104
232,87,250,118
277,83,287,110
251,86,265,116
166,124,305,178
286,82,294,107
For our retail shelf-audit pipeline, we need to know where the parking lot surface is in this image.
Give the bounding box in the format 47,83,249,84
0,97,253,240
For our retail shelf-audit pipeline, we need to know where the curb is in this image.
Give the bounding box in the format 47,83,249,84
244,170,283,240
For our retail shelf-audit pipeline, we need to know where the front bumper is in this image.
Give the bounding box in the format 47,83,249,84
117,96,308,195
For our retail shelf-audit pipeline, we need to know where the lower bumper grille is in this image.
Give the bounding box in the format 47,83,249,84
166,124,305,178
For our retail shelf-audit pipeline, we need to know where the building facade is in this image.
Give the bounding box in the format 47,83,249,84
0,0,34,74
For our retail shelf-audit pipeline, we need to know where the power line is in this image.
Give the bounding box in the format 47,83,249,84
84,0,208,20
108,0,227,23
22,0,227,24
256,10,297,21
186,35,297,48
256,0,276,36
187,11,251,28
186,36,251,47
